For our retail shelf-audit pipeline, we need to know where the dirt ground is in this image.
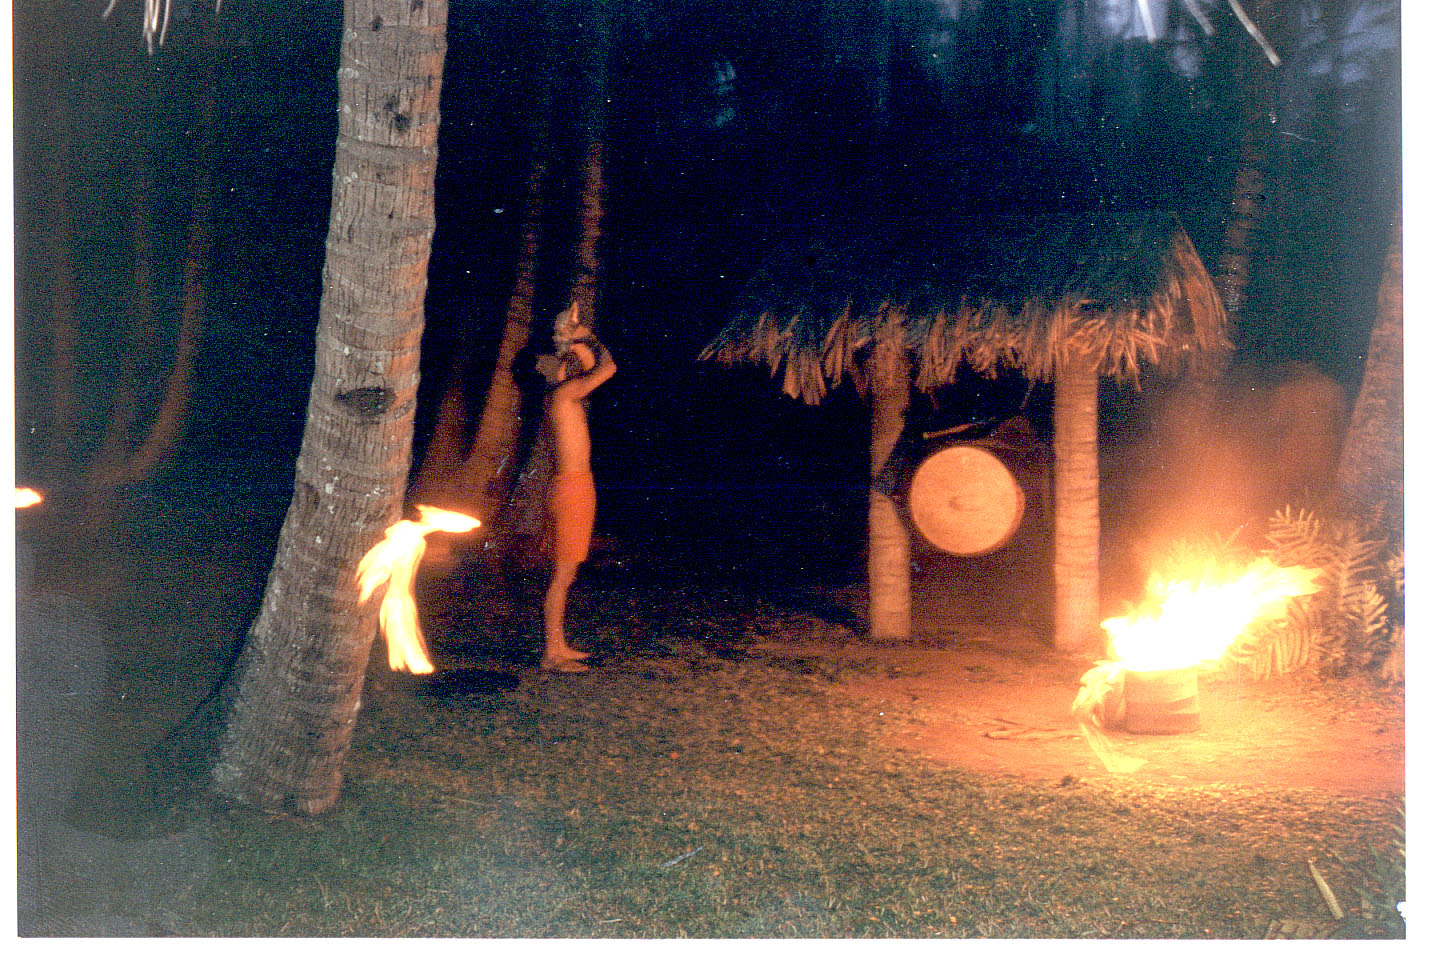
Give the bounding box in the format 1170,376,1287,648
757,630,1405,797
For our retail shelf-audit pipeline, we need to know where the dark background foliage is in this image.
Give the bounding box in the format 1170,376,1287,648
11,1,1401,566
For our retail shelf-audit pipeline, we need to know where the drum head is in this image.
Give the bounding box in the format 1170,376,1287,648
907,445,1025,555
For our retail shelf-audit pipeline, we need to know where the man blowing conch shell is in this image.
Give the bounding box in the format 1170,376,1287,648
535,302,618,673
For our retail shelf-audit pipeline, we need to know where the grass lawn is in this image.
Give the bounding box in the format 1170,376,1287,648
18,534,1406,939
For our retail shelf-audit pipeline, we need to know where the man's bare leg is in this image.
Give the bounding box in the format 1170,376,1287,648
542,559,590,670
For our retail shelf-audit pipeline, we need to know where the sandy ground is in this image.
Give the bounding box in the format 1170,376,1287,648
758,631,1404,796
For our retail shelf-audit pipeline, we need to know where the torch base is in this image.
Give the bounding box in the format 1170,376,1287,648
1124,667,1200,735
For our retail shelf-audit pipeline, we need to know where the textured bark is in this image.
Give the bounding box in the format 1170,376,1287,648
1052,357,1101,656
1213,119,1267,321
571,136,607,329
570,6,613,329
409,354,471,503
570,0,612,331
867,348,910,641
1334,211,1402,535
1164,98,1266,440
214,0,448,814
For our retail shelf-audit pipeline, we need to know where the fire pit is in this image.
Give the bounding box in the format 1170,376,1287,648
1075,556,1322,767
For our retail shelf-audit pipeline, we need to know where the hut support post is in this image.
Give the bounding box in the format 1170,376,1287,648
868,349,911,641
1052,357,1101,656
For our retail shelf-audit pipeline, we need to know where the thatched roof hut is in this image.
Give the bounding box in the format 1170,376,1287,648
702,212,1229,402
701,212,1230,653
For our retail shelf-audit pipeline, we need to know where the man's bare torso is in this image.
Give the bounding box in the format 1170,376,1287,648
547,392,593,475
543,337,616,475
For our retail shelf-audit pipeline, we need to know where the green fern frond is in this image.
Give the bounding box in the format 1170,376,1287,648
1353,584,1389,636
1386,548,1405,600
1264,506,1331,569
1226,611,1312,681
1333,523,1385,577
1223,627,1268,681
1155,505,1404,681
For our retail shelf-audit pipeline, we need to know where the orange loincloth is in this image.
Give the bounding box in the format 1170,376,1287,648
549,472,597,564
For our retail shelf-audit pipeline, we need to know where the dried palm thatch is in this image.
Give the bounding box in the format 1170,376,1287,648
701,212,1230,403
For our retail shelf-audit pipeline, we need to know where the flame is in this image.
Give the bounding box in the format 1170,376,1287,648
1074,555,1321,772
1101,556,1321,673
356,504,481,674
1072,661,1148,774
15,488,43,508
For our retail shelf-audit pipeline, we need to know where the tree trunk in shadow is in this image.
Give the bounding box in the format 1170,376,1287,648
86,48,217,499
503,1,612,558
85,167,156,509
92,133,212,490
441,86,554,527
1213,117,1267,324
1333,209,1402,536
571,0,611,330
413,3,561,567
409,353,472,504
44,151,79,477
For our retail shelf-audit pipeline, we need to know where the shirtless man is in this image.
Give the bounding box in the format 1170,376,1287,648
536,303,617,672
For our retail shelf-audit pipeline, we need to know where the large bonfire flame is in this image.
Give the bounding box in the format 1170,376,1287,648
1074,554,1321,772
356,504,481,674
1101,557,1322,673
14,488,43,508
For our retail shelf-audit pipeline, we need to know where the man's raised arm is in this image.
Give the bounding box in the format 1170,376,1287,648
553,339,617,401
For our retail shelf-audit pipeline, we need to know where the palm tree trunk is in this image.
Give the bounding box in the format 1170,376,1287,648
100,163,208,486
1333,209,1402,535
443,83,554,523
214,0,448,815
92,81,216,489
501,1,612,551
868,347,910,641
87,171,155,492
409,353,472,503
571,136,607,327
570,0,611,329
1213,119,1266,321
1052,356,1101,656
414,6,560,517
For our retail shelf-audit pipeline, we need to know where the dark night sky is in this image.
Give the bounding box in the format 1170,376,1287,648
10,0,1405,560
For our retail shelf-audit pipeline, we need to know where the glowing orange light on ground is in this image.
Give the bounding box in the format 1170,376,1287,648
14,488,43,509
1074,555,1321,772
356,504,481,674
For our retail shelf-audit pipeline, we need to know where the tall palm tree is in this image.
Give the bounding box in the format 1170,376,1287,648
213,0,449,814
85,166,158,502
39,133,79,478
89,43,216,491
570,0,612,332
